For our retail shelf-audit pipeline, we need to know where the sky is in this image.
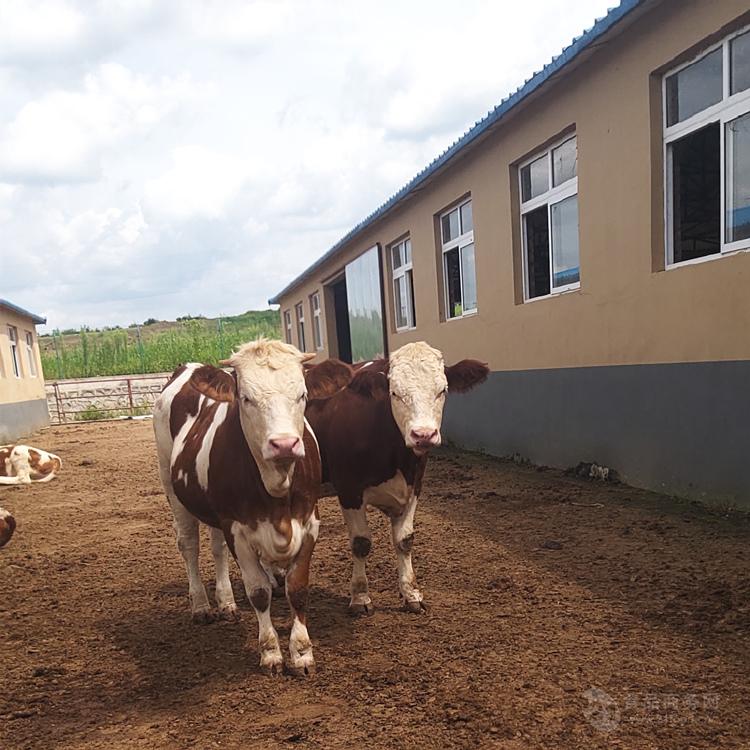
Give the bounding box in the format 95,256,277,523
0,0,614,332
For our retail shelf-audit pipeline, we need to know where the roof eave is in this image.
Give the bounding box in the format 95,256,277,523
0,299,47,325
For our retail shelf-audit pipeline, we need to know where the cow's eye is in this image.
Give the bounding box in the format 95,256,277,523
242,395,255,406
391,391,403,402
437,387,448,399
297,393,307,403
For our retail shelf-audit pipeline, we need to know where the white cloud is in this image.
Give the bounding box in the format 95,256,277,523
0,63,192,184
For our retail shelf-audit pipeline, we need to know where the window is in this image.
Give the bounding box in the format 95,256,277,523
24,331,37,377
440,198,476,319
390,237,416,330
295,302,306,352
519,135,580,300
8,326,20,377
283,310,293,344
664,27,750,265
310,291,323,350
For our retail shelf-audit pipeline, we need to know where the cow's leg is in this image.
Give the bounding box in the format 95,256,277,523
209,527,239,622
285,514,319,677
390,494,426,613
341,503,373,615
167,497,214,623
232,531,283,675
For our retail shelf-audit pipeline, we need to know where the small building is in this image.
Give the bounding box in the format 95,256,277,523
0,299,48,442
270,0,750,507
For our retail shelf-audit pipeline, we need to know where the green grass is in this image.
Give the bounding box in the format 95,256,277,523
41,310,281,379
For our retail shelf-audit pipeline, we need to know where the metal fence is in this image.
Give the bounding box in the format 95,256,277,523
46,373,171,425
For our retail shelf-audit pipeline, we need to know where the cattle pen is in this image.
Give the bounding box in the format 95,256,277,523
1,419,748,749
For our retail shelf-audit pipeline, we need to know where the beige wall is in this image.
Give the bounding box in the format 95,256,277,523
278,0,750,371
0,309,46,405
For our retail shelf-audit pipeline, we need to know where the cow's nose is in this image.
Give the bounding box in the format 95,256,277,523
410,428,440,447
268,436,304,459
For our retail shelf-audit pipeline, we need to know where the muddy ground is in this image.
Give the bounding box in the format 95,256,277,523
1,420,748,749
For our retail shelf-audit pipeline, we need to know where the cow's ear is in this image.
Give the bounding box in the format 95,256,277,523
305,359,354,399
300,352,317,363
348,369,389,399
190,365,238,403
444,359,489,393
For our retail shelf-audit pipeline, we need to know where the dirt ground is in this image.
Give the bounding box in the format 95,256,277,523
1,420,749,750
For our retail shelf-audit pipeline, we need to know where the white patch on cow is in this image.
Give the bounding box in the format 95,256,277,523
387,342,448,452
195,401,229,491
0,506,12,520
341,506,372,609
230,516,315,567
176,469,187,485
360,361,373,369
390,493,423,604
362,470,412,512
289,615,314,672
303,417,319,455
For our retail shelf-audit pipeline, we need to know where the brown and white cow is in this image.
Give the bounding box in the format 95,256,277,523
0,445,62,484
306,341,488,615
0,506,16,547
153,339,322,675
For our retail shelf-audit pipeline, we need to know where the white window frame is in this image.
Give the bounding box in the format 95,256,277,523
295,302,306,352
390,237,416,331
519,134,580,302
8,325,20,377
283,309,293,344
440,198,477,320
310,291,323,350
663,25,750,268
24,330,37,377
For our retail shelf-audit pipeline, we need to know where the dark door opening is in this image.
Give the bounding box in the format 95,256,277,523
331,276,352,364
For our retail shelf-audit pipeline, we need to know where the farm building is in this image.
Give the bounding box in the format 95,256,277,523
270,0,750,507
0,299,48,442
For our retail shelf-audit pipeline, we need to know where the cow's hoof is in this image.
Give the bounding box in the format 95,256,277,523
349,601,374,617
402,599,428,614
286,661,316,678
191,608,217,625
260,658,284,676
217,603,241,622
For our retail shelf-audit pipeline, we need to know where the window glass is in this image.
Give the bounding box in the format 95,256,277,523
461,243,477,312
727,112,750,243
521,154,548,202
441,209,460,243
671,123,721,262
403,239,411,264
444,247,462,318
460,201,473,234
731,30,750,95
524,206,550,298
666,48,723,126
552,137,577,187
394,276,408,329
550,195,580,287
391,244,402,269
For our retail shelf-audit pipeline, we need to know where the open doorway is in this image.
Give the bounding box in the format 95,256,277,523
330,276,352,363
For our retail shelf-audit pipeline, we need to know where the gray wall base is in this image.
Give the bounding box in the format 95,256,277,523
0,399,50,443
442,360,750,509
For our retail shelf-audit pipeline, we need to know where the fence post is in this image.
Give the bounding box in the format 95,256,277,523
53,382,62,424
127,377,134,416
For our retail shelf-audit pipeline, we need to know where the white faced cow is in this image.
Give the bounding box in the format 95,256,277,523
305,341,488,615
153,339,322,675
0,445,62,484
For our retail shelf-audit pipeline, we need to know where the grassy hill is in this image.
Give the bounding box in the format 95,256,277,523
40,310,281,379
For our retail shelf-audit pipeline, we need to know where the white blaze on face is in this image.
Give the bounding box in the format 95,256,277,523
221,339,311,497
387,342,448,454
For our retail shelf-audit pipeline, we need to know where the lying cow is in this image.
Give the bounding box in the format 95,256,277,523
154,339,321,675
0,506,16,547
0,445,62,484
306,342,488,614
